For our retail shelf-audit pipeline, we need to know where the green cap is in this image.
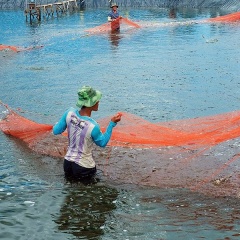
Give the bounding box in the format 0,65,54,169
76,86,102,108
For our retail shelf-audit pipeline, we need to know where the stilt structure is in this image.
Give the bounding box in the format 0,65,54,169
24,0,83,22
24,0,41,22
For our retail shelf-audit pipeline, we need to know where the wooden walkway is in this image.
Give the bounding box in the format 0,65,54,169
25,0,83,22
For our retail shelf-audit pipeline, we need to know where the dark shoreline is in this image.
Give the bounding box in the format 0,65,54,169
1,0,240,11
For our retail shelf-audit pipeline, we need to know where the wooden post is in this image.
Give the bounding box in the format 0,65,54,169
24,0,81,21
25,0,41,23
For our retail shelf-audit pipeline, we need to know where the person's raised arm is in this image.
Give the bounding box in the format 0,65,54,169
92,113,122,147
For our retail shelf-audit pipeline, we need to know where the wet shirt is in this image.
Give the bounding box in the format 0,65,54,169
108,10,119,20
53,107,116,168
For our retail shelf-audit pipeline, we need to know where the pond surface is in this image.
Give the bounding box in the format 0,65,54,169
1,6,240,240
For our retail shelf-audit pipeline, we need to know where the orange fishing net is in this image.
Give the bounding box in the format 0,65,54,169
85,12,240,34
111,18,120,31
98,111,240,148
0,106,52,145
85,17,141,33
2,105,240,149
208,11,240,22
1,105,240,197
121,18,141,28
0,44,43,52
0,44,19,52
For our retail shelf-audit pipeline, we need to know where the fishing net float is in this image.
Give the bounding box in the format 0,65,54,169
1,102,240,197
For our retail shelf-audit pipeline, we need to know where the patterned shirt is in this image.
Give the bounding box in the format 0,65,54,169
108,10,119,20
53,107,117,168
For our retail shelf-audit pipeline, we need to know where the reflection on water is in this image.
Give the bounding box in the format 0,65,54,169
101,188,240,239
108,30,122,48
1,5,240,240
55,182,118,239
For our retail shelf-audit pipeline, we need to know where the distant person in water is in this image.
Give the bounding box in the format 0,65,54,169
108,2,122,31
0,44,43,52
169,8,176,18
53,86,122,181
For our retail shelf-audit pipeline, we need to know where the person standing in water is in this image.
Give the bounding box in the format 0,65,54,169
108,2,122,31
53,86,121,181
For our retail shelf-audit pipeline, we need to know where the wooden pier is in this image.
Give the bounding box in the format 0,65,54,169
24,0,84,22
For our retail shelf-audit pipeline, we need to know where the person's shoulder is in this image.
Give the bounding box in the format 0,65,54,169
64,107,78,117
66,107,77,113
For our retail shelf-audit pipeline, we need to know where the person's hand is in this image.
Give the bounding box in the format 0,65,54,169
111,112,122,123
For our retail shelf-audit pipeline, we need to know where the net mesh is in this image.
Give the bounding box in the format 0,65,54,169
84,12,240,34
85,17,141,33
0,44,43,52
208,11,240,22
1,11,240,197
98,111,240,148
0,106,52,146
0,44,18,52
2,106,240,149
1,103,240,197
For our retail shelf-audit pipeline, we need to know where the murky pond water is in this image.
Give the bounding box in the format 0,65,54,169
1,6,240,239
